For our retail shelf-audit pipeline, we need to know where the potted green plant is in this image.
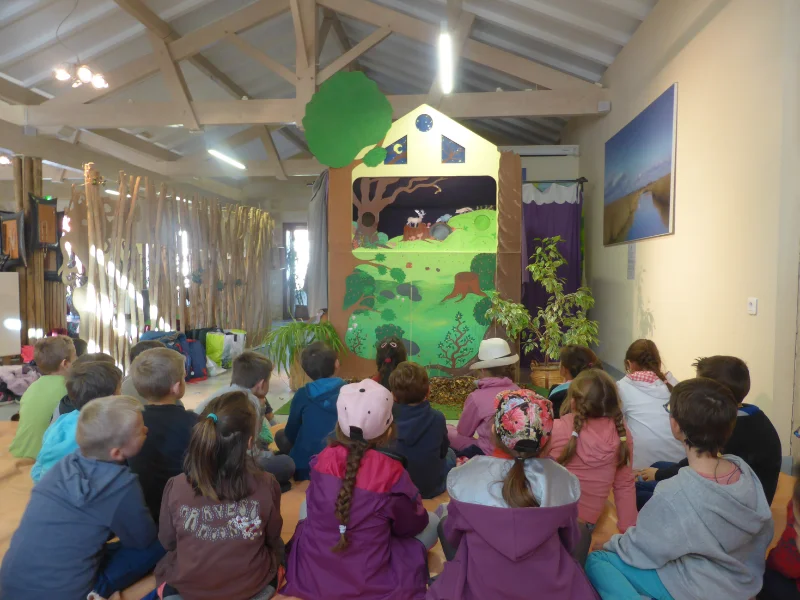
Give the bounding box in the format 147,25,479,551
263,319,346,391
485,236,599,388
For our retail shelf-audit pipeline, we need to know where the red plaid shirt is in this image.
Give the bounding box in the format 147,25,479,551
625,371,661,384
766,501,800,590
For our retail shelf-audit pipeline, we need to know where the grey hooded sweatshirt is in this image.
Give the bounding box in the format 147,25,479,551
0,450,157,600
605,455,773,600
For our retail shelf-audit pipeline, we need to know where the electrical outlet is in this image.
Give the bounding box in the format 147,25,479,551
747,298,758,316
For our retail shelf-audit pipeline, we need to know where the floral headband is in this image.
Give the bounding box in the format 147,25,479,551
494,389,554,451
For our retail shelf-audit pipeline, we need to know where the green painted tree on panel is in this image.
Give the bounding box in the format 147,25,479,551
303,71,392,168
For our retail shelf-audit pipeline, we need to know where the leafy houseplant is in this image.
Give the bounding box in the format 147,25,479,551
263,320,346,391
484,236,599,387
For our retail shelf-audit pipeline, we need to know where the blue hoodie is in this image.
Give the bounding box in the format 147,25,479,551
284,377,345,480
0,451,157,600
31,410,80,482
392,401,450,498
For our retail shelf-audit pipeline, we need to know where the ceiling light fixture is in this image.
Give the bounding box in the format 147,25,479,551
53,63,108,89
208,149,246,170
438,24,454,95
0,156,11,166
105,189,120,196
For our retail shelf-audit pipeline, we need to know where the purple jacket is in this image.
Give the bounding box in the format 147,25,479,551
284,445,429,599
455,378,519,455
427,456,599,600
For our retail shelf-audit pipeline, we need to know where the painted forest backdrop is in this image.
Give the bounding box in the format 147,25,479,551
345,175,498,376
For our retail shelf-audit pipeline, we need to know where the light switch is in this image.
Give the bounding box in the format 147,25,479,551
747,297,758,316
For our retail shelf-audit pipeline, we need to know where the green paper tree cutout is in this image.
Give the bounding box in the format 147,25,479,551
363,147,387,167
302,71,393,168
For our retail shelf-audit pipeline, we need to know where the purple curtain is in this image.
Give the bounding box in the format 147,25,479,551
521,183,583,364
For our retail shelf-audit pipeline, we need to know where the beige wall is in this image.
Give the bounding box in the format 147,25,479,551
521,156,580,182
563,0,800,450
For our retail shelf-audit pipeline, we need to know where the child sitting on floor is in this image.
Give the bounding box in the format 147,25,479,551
429,389,597,600
10,335,75,459
448,338,520,457
275,342,346,481
762,470,800,600
283,379,438,600
637,355,782,507
0,396,163,600
548,368,637,564
52,352,116,421
617,339,684,470
32,360,122,482
548,345,601,416
121,340,165,404
373,335,407,388
127,348,197,522
586,378,774,600
195,351,295,490
389,361,455,499
156,392,284,600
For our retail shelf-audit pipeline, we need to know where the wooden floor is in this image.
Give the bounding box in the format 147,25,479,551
0,421,793,599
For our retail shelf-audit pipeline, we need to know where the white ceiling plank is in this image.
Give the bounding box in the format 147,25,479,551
317,26,392,83
499,0,631,46
318,0,600,91
0,0,59,28
44,0,290,106
227,34,299,85
148,32,201,130
589,0,652,21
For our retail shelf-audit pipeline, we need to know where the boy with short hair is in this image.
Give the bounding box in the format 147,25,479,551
586,378,774,600
33,360,122,482
637,355,782,506
275,342,345,481
52,352,116,421
127,348,197,521
121,340,166,404
195,351,295,489
0,396,163,600
10,335,76,459
390,361,455,498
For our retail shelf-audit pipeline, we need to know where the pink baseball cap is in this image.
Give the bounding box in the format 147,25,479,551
337,379,394,441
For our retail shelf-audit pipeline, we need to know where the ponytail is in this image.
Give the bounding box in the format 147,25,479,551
626,339,672,391
493,432,540,508
557,411,585,466
332,440,369,552
330,423,397,552
612,412,631,468
185,391,256,502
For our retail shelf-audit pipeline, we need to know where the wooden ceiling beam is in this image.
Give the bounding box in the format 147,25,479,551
164,157,322,178
148,33,201,130
91,129,181,162
226,34,299,85
317,26,392,84
317,0,600,91
46,0,290,106
294,0,317,110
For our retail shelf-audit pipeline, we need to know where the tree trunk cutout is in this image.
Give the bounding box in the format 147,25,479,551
353,177,444,245
441,272,487,303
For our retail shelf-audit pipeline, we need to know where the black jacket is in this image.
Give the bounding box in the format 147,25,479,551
392,402,450,499
655,404,782,504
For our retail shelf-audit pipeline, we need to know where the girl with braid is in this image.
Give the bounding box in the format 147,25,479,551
617,339,685,470
283,379,438,600
547,369,637,565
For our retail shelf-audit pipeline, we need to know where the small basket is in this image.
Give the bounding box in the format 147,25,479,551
530,362,564,390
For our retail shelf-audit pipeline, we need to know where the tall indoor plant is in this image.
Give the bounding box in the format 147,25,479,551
485,236,599,387
263,319,346,390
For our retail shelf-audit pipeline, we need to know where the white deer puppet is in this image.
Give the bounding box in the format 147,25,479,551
406,210,426,228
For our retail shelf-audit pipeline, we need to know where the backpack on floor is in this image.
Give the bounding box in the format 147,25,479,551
140,331,191,381
221,329,247,369
185,339,208,382
186,327,223,347
206,331,226,367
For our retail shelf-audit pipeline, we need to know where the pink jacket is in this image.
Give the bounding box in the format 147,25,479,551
453,378,519,455
547,415,637,532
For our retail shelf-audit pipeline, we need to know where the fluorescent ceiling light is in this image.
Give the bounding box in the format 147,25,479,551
208,149,246,170
438,29,454,95
105,189,120,196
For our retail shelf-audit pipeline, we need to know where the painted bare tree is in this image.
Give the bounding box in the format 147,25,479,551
353,177,445,245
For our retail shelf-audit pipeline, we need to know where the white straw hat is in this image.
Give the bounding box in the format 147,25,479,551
470,338,520,370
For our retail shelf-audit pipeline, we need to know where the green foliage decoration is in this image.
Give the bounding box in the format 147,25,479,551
363,147,388,167
302,71,393,168
263,321,346,376
470,253,496,291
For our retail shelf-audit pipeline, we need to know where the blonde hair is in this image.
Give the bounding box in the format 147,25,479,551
76,395,143,459
130,348,185,400
34,335,75,374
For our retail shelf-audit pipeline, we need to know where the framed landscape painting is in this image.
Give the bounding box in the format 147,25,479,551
603,84,677,245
